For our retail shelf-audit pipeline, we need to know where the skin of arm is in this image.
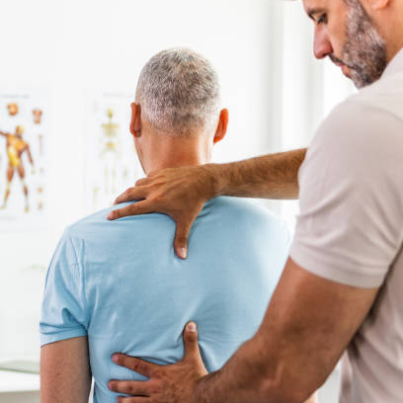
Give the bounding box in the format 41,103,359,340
41,336,92,403
213,149,307,199
109,257,378,403
108,148,307,258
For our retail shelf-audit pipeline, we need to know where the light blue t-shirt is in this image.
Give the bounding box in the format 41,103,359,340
40,197,290,403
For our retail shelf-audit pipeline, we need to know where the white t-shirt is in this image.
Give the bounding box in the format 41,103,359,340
290,48,403,403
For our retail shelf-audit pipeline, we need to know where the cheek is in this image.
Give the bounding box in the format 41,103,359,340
331,3,350,54
328,20,347,56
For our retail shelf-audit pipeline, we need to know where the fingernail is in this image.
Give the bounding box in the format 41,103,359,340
178,248,187,259
107,213,113,220
187,322,197,332
112,354,119,363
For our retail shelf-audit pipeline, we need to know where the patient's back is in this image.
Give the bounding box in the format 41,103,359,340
43,197,290,403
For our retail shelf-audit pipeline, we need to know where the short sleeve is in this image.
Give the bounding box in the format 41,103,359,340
40,229,88,346
290,101,403,288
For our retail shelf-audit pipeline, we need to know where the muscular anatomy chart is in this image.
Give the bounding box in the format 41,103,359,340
0,125,34,212
0,91,48,228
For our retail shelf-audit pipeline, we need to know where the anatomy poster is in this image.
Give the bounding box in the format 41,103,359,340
0,90,48,229
85,93,142,214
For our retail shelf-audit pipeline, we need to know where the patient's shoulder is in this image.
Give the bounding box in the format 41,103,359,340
66,202,144,240
210,197,288,232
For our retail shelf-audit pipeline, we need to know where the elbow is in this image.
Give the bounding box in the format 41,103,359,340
259,386,313,403
242,335,318,403
258,373,316,403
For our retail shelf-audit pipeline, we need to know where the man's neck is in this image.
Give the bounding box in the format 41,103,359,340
143,133,211,175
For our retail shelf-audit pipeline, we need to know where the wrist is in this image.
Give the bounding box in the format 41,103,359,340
203,163,228,198
190,371,219,403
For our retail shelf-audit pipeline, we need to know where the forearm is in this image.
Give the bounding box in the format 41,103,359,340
192,331,320,403
207,149,307,200
192,336,290,403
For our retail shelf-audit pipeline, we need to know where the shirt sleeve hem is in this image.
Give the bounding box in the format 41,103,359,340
40,328,87,347
290,244,385,288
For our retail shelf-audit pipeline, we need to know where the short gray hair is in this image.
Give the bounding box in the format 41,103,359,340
136,48,221,136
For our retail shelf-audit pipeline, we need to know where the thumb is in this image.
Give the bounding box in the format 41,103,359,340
174,219,193,260
182,322,202,363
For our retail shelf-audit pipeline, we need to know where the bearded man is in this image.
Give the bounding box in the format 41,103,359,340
106,0,403,402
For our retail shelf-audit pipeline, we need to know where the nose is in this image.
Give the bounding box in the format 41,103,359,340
313,25,333,59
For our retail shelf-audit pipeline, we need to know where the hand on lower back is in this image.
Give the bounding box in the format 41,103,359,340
108,322,208,403
107,164,218,259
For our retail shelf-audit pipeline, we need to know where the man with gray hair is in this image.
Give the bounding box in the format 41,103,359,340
39,48,294,403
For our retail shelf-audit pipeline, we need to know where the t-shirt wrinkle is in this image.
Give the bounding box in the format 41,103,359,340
68,230,89,324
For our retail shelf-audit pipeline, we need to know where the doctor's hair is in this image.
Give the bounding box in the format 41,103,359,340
136,47,221,136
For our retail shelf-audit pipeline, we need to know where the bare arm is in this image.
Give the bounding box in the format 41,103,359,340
109,149,306,258
109,257,378,403
213,149,306,199
41,336,91,403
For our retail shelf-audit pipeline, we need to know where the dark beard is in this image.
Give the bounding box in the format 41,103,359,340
343,0,388,88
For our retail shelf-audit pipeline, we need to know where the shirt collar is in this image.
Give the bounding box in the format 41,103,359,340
382,47,403,78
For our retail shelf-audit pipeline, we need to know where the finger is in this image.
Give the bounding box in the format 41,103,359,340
135,177,151,187
147,170,162,177
107,201,153,220
116,396,150,403
112,354,159,378
174,219,194,259
108,380,152,396
114,187,148,205
182,322,202,362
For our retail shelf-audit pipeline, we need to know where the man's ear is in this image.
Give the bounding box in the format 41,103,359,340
130,103,142,137
213,109,229,144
